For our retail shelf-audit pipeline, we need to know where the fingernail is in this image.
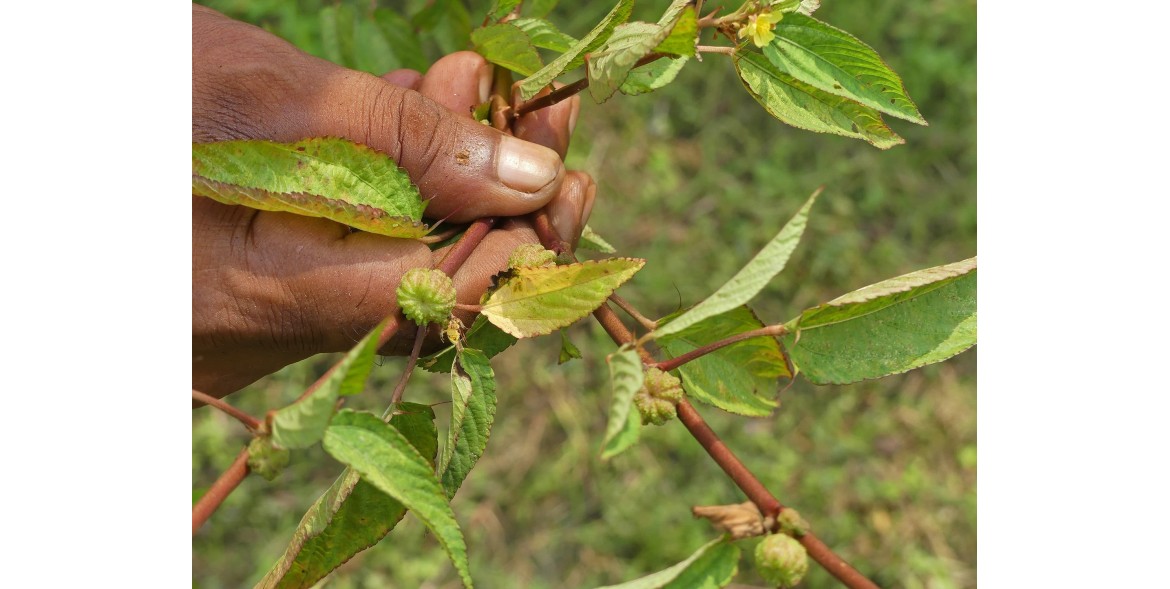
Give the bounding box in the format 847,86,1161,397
478,64,493,103
498,136,560,193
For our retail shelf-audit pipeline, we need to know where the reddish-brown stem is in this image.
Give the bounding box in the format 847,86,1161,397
676,400,782,514
609,294,658,331
193,389,261,432
529,222,879,589
531,210,573,255
192,448,249,534
436,217,498,276
654,325,786,373
455,303,483,313
800,534,881,589
514,53,666,118
390,324,428,405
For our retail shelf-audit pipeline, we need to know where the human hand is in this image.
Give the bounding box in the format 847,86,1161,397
192,6,594,398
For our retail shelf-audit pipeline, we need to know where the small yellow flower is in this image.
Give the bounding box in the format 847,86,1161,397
738,10,782,48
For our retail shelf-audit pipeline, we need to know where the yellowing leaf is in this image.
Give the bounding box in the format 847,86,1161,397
480,258,645,338
192,137,429,238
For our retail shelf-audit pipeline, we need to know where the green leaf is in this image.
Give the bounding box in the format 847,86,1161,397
659,306,790,417
472,23,544,76
578,224,618,253
601,347,644,460
257,404,437,589
350,16,395,76
269,320,386,450
517,0,635,100
630,54,693,95
620,56,689,96
480,258,645,338
558,330,583,364
654,5,697,57
324,410,473,588
420,315,519,373
655,190,818,338
587,22,673,103
735,51,903,149
770,0,820,15
511,17,578,53
320,5,357,68
784,257,977,384
413,0,472,55
486,0,522,21
192,138,429,238
764,14,925,124
373,8,429,72
596,537,740,589
522,0,559,19
440,349,498,498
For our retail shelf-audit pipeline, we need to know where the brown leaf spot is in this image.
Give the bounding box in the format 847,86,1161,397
455,150,471,165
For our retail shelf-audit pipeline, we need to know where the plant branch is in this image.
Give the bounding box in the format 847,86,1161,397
609,294,658,331
654,324,786,373
675,400,781,514
529,221,879,589
192,448,249,534
193,389,261,432
435,217,498,276
514,53,666,118
390,324,428,405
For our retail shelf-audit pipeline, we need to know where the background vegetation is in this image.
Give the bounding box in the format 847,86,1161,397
192,0,976,586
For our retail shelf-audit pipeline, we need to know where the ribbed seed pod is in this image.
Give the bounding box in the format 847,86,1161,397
396,268,457,325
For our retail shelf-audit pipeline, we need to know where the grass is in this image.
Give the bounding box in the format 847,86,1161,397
193,0,976,587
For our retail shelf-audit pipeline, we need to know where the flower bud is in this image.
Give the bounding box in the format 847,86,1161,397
247,436,290,482
755,533,809,588
633,367,684,425
776,508,810,537
634,390,676,425
396,268,457,325
643,367,683,403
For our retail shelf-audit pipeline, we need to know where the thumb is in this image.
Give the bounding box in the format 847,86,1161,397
299,66,565,222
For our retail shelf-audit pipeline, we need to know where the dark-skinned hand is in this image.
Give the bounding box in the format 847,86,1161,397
193,5,593,398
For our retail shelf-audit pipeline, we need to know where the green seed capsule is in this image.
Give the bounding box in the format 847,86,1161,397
397,268,457,325
755,533,809,588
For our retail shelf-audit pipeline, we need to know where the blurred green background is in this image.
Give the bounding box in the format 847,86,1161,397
193,1,976,587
